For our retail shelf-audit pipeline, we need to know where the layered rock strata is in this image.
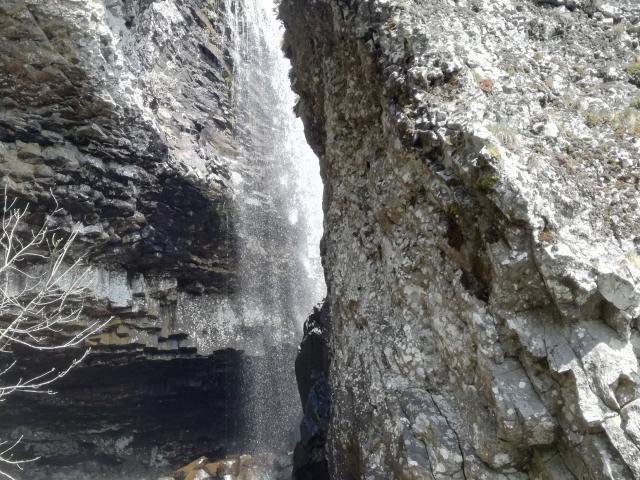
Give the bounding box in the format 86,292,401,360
281,0,640,478
0,348,244,480
0,0,247,476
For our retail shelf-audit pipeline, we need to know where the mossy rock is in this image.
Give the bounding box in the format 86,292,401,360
627,63,640,86
476,174,499,192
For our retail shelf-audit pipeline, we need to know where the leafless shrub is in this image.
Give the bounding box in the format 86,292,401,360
0,190,108,479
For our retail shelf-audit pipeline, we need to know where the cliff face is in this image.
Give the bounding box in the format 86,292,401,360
1,1,249,477
294,302,331,480
281,0,640,478
1,0,325,477
0,0,240,353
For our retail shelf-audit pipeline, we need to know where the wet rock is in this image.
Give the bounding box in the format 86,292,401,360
0,348,244,480
293,303,330,480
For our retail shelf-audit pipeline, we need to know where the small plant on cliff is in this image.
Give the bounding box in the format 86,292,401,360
626,63,640,77
487,122,519,149
0,190,107,480
476,173,499,191
583,109,610,128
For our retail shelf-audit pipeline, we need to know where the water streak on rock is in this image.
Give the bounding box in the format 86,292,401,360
223,0,325,464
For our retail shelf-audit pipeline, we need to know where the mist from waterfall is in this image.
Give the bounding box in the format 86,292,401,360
222,0,325,468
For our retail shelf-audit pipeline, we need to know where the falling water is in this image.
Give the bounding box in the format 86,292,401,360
222,0,325,470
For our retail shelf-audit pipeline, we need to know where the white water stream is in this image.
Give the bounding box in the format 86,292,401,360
222,0,325,467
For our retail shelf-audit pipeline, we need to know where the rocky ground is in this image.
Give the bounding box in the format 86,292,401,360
281,0,640,478
160,453,293,480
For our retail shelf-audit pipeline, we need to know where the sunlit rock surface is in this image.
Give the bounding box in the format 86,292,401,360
165,453,293,480
0,0,324,478
281,0,640,478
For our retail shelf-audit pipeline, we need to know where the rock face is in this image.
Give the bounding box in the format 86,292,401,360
281,0,640,478
0,0,245,358
293,303,331,480
0,0,274,477
0,0,237,294
0,348,244,480
0,0,325,477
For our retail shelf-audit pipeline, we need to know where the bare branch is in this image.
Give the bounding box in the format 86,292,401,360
0,189,109,478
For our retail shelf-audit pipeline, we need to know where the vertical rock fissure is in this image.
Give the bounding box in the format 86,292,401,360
428,393,469,480
222,0,326,466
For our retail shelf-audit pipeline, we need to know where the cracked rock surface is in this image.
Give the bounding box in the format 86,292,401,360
281,0,640,478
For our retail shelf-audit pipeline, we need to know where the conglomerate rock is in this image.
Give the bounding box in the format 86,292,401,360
281,0,640,478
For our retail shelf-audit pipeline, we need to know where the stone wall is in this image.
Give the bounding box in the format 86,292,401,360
0,0,245,350
281,0,640,478
0,0,248,477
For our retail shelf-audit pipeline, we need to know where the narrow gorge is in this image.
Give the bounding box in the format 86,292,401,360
1,1,640,480
0,0,323,478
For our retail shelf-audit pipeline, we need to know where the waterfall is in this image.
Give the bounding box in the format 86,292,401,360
222,0,325,467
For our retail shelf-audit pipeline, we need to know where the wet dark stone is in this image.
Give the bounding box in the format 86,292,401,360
293,302,330,480
0,347,244,480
